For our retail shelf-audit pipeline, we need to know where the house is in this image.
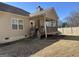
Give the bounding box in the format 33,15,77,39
0,3,58,43
0,3,30,43
30,6,58,38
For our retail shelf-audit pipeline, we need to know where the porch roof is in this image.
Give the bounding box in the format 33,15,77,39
30,7,59,20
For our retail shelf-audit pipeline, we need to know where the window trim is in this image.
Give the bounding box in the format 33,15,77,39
45,19,56,27
11,18,24,30
18,20,24,30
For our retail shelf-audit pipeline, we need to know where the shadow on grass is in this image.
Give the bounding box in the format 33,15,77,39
0,36,60,57
17,35,79,56
61,35,79,41
0,38,30,48
0,34,79,57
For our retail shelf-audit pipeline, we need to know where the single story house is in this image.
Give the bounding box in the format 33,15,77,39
0,3,30,43
0,3,58,43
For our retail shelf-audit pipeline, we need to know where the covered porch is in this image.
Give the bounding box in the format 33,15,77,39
30,14,58,38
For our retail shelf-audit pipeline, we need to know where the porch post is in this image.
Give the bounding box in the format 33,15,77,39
44,15,47,38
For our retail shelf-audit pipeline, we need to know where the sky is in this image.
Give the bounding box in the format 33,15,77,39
3,2,79,21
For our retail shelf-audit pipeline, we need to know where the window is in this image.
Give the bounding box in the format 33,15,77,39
46,21,52,27
12,19,18,30
11,18,23,30
53,21,56,27
45,20,56,27
18,20,23,30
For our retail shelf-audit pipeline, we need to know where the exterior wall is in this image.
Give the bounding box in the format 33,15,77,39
45,9,58,20
58,27,79,36
0,11,30,43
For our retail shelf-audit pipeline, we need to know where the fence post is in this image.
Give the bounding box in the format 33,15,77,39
71,26,73,34
62,27,64,34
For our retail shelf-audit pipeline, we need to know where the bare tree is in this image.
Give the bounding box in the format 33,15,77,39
58,19,63,28
64,11,79,27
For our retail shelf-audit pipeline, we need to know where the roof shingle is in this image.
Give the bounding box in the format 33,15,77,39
0,2,30,16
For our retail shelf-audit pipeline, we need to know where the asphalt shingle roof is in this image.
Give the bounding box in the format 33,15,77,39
0,2,30,16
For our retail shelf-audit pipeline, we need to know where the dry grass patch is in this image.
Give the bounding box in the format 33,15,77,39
31,36,79,57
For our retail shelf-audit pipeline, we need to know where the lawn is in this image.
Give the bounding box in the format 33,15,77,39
31,36,79,57
0,35,79,57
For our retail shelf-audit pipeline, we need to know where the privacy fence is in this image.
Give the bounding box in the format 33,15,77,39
58,27,79,36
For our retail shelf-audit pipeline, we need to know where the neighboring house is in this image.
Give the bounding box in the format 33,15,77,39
0,3,30,43
0,3,58,43
30,6,58,38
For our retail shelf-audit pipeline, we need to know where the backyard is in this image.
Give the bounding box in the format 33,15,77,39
0,35,79,57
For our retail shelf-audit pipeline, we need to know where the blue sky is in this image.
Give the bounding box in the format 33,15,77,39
3,2,79,21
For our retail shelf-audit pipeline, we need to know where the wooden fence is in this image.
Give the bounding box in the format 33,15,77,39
58,27,79,36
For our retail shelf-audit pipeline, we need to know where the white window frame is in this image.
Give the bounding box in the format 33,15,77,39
53,21,56,27
11,18,18,30
45,20,56,27
11,18,24,30
18,19,24,30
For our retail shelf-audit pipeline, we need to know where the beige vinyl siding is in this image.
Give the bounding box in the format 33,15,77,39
0,11,30,43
